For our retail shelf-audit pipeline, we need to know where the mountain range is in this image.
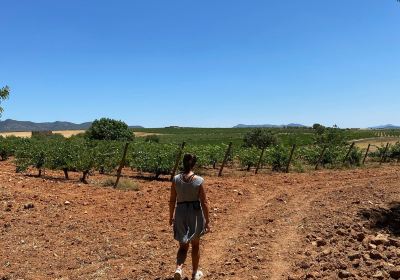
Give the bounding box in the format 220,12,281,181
1,119,399,131
368,124,400,129
234,124,400,129
0,119,143,132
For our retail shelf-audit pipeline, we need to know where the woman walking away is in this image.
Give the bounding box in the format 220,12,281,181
169,154,210,280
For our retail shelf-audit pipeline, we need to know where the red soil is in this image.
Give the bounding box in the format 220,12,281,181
1,160,400,279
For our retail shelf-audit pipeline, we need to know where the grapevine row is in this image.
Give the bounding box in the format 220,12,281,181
0,136,399,181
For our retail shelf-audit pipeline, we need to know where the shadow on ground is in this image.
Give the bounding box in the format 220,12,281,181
131,174,171,182
359,202,400,236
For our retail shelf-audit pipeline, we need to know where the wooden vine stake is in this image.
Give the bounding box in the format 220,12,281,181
315,146,327,170
343,142,355,164
114,142,130,188
255,146,266,174
170,141,186,181
362,144,371,165
380,142,390,165
218,142,233,177
286,144,296,173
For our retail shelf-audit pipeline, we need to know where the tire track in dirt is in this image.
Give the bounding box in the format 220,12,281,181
267,184,347,279
202,183,269,277
201,179,297,279
267,192,311,280
200,180,314,279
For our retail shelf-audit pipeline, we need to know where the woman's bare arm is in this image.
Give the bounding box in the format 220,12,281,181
169,181,177,226
199,184,210,231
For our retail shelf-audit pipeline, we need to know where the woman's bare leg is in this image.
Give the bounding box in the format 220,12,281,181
191,239,200,275
176,242,190,269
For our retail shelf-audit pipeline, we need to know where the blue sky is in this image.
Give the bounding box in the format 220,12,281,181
0,0,399,128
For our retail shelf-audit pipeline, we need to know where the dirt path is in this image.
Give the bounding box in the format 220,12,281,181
201,177,311,280
202,181,272,278
267,191,310,280
202,169,400,280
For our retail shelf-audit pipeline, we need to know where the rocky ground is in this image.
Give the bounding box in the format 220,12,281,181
1,160,400,279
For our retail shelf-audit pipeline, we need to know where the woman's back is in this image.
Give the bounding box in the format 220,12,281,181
173,174,204,203
169,154,210,280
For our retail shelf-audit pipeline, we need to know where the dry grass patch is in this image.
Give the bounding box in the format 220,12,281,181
53,130,86,137
101,177,140,191
0,131,32,138
354,137,400,151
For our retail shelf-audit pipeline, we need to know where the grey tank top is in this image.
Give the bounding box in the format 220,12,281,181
173,174,204,203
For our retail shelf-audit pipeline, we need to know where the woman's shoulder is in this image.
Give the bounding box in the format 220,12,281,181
194,175,204,185
173,174,182,184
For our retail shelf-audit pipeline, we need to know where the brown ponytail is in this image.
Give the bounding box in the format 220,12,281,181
182,153,197,173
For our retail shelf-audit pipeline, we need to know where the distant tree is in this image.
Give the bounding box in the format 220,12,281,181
243,128,278,149
312,123,325,135
0,86,10,118
312,123,322,130
145,134,160,143
85,118,134,141
315,127,346,146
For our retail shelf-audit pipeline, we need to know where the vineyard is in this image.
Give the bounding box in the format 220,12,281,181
2,2,400,278
132,127,400,146
1,132,399,182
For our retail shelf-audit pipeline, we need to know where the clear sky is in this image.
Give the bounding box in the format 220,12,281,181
0,0,399,128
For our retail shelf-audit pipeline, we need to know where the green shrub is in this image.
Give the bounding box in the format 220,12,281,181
186,144,227,169
0,136,26,160
299,146,321,165
236,147,262,171
92,140,123,174
266,145,290,172
321,146,346,167
346,147,363,166
45,138,78,179
144,135,160,143
313,123,325,133
389,142,400,160
0,85,10,117
314,127,346,147
15,138,47,176
243,128,278,149
370,144,389,160
31,131,54,139
130,143,178,178
0,136,12,160
85,118,134,141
